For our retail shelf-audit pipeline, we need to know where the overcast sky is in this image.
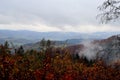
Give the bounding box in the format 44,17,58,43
0,0,120,33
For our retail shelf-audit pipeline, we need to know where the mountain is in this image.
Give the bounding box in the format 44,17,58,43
48,34,120,65
1,29,120,64
0,30,120,45
23,39,83,50
75,34,120,64
96,34,120,64
0,30,85,40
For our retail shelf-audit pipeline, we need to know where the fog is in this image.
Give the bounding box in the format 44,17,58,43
79,40,103,61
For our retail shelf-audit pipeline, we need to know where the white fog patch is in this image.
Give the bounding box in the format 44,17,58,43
79,40,103,61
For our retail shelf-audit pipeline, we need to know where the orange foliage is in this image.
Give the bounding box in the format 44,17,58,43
0,45,120,80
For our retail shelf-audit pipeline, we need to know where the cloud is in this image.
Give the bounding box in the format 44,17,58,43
0,0,99,25
0,23,61,32
0,0,119,33
0,23,120,33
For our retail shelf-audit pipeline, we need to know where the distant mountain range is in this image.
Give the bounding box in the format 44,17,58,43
23,39,84,50
24,34,120,64
0,30,120,45
0,29,120,64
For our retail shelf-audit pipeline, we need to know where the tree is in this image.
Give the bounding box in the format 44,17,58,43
4,41,9,49
46,40,51,49
3,41,11,54
98,0,120,23
17,46,24,55
40,39,52,51
40,38,46,51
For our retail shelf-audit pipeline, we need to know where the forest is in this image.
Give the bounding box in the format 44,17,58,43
0,41,120,80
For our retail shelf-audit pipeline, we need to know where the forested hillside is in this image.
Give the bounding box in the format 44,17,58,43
0,38,120,80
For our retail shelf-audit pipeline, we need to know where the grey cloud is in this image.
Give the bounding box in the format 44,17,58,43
0,0,103,26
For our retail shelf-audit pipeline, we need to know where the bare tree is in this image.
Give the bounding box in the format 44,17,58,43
97,0,120,23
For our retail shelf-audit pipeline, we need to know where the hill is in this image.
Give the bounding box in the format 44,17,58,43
0,30,120,45
76,34,120,64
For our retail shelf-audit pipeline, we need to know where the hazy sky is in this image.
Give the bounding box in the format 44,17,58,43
0,0,120,33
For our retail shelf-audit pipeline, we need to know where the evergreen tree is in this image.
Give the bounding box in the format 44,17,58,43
46,40,51,49
17,46,24,55
4,41,9,49
40,38,46,51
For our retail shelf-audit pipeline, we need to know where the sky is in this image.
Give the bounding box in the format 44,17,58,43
0,0,120,33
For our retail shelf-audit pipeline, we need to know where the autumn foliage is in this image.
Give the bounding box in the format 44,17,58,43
0,43,120,80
